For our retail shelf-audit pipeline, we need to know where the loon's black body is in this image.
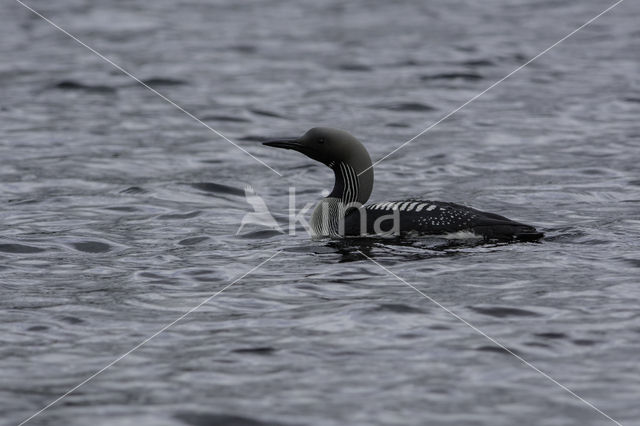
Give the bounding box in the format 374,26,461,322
264,128,543,241
343,200,541,240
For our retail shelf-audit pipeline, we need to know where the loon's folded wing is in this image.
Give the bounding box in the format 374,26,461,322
343,200,542,240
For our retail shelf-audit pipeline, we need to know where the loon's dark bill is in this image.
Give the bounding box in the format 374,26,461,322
262,138,302,150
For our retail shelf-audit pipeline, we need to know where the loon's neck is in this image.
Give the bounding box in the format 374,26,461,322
311,160,374,237
327,161,365,205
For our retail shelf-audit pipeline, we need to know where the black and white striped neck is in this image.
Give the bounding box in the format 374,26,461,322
327,161,361,205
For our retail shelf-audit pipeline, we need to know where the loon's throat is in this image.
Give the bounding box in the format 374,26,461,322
328,162,362,205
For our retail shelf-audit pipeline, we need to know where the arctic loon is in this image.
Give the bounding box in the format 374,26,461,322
264,127,543,241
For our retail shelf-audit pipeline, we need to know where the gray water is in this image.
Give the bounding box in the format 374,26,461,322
2,0,640,425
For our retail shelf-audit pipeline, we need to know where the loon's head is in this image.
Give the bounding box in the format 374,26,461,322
263,127,374,204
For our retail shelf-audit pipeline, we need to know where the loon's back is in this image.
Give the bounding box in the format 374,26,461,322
343,199,543,241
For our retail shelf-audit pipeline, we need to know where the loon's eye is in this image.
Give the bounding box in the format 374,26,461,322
317,138,325,144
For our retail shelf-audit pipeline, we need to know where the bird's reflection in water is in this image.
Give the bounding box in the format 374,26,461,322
324,236,494,263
